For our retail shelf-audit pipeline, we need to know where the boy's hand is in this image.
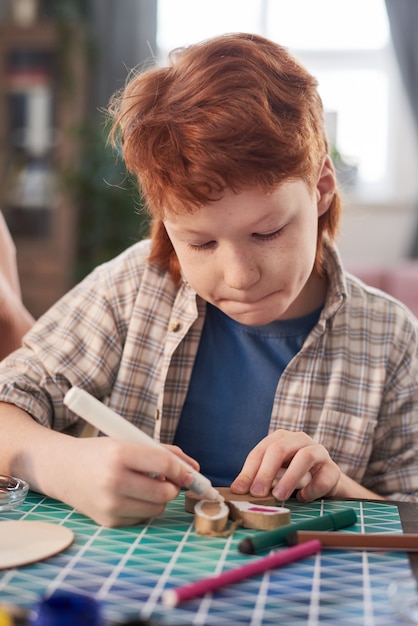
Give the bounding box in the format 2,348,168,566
56,437,198,527
230,429,341,502
0,402,200,527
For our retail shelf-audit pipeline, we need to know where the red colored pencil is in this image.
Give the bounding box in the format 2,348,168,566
162,539,321,607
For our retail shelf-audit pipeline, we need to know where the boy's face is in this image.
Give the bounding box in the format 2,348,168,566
164,162,335,325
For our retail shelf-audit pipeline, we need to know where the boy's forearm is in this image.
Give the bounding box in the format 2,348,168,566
0,401,69,499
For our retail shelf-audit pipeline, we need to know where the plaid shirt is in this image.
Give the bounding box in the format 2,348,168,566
1,239,418,501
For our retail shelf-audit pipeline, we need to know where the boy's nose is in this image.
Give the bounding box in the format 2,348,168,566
222,251,260,290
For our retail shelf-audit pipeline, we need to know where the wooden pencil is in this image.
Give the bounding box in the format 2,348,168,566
291,531,418,551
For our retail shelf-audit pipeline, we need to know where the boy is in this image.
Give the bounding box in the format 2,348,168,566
0,33,417,527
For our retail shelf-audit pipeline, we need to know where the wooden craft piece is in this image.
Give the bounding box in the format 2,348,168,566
194,500,230,536
228,501,291,530
0,520,74,569
184,487,277,514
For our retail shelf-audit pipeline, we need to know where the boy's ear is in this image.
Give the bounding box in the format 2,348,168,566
316,155,336,217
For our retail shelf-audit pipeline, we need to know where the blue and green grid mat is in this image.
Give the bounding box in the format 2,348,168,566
0,492,412,625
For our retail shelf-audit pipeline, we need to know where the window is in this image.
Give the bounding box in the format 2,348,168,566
157,0,418,203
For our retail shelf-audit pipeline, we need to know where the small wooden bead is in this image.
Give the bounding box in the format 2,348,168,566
194,500,230,535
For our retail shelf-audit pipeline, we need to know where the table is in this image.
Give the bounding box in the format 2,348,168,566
396,500,418,581
0,492,416,625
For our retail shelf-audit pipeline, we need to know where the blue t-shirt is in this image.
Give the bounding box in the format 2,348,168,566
173,303,321,485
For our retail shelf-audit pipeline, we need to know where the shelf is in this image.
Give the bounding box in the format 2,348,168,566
0,20,87,317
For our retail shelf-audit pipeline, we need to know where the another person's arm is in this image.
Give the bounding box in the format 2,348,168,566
0,212,34,358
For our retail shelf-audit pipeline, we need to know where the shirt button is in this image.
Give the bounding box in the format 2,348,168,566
170,321,182,332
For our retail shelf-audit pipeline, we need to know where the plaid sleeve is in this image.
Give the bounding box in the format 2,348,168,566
0,241,150,435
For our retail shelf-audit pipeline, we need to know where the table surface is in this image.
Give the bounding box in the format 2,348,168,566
392,500,418,576
0,493,416,625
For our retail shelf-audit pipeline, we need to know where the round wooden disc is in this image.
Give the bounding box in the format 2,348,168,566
0,520,74,569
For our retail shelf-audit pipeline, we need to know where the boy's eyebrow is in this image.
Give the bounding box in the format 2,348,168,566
165,224,211,236
168,215,288,237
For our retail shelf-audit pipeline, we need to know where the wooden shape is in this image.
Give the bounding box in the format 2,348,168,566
194,500,230,535
0,521,74,569
184,487,277,514
228,501,291,530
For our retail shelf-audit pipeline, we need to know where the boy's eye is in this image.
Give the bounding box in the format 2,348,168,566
253,227,284,241
188,241,216,251
187,227,285,250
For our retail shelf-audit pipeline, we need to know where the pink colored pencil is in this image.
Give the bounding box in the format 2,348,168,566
162,539,321,607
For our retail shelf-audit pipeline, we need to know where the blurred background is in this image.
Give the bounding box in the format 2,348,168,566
0,0,417,318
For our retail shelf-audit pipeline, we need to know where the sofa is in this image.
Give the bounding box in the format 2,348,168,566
345,260,418,318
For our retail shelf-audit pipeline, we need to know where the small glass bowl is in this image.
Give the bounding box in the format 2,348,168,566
388,574,418,624
0,474,29,511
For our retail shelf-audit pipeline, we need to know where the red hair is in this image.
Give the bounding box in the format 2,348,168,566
108,33,341,283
